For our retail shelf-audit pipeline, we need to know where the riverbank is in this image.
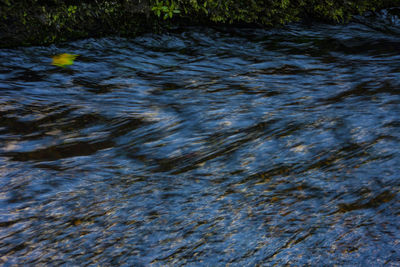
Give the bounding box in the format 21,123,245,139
0,0,398,48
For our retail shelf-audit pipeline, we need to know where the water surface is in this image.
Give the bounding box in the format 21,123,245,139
0,10,400,266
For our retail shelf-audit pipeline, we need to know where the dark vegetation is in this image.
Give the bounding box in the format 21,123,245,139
0,0,398,47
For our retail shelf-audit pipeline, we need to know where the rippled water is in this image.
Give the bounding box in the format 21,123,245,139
1,12,400,265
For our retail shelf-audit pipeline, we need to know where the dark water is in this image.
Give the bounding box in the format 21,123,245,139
1,10,400,266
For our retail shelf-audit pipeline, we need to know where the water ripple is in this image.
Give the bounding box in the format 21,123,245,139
0,14,399,265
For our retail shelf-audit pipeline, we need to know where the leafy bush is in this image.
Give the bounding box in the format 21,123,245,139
150,0,399,24
0,0,398,47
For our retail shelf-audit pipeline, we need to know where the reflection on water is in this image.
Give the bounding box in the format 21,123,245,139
1,12,400,265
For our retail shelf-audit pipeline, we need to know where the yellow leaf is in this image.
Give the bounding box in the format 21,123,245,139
51,53,78,67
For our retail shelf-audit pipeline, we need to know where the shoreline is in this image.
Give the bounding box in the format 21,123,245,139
0,0,398,48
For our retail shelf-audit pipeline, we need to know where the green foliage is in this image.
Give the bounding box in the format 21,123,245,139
150,0,399,24
152,0,181,19
0,0,153,47
0,0,398,47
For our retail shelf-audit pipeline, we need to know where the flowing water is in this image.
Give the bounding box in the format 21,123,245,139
1,9,400,266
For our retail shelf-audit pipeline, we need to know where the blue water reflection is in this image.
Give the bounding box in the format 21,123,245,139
0,10,399,265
